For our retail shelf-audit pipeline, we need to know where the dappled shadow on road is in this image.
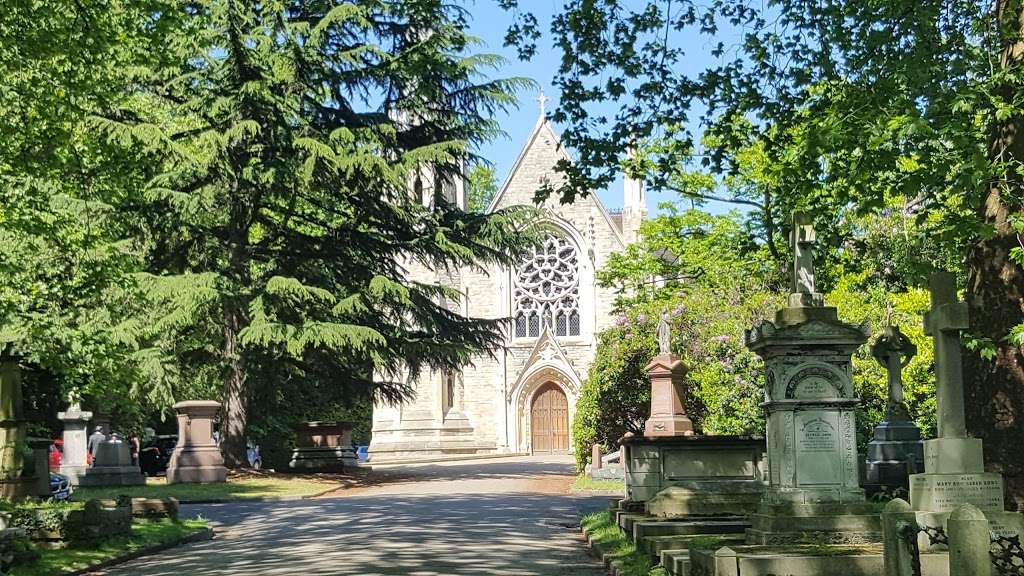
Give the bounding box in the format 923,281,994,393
100,493,609,576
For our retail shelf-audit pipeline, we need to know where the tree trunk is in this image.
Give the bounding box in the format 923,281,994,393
220,301,248,468
964,0,1024,511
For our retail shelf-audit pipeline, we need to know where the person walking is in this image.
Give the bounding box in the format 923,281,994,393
87,426,106,466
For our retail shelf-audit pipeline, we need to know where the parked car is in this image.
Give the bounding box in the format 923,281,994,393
139,435,178,477
356,445,368,462
49,472,71,501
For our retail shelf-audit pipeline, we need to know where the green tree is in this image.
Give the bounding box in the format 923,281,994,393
504,0,1024,502
466,163,499,212
0,0,166,424
96,0,538,465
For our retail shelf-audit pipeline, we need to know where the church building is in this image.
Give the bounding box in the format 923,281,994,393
368,105,646,462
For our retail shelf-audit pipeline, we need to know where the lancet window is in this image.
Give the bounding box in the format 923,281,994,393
513,234,581,338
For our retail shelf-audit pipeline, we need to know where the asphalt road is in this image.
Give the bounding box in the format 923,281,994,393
100,455,609,575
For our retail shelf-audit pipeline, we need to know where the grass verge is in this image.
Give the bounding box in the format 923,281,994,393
11,518,208,576
581,511,654,576
73,475,336,502
571,474,624,493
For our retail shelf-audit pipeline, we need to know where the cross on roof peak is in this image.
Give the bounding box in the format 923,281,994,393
535,90,550,116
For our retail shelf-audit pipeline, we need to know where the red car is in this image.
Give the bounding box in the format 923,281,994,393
48,439,62,471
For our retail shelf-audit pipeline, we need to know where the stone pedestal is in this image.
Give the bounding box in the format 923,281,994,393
77,441,145,486
26,437,51,497
745,303,876,543
289,421,357,471
865,420,923,492
166,401,227,484
643,354,693,437
57,406,93,486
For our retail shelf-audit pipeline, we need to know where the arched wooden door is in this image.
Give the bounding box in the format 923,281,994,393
531,383,569,453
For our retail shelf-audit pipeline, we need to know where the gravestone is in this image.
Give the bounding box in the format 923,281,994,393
166,400,227,484
622,310,764,516
744,213,879,544
289,421,357,472
644,313,694,437
57,404,93,486
76,440,145,486
909,272,1021,550
0,356,34,500
865,324,924,492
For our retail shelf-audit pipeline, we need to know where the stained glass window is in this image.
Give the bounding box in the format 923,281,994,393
513,235,581,338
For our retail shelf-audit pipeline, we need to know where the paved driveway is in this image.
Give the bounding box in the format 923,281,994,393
101,456,608,575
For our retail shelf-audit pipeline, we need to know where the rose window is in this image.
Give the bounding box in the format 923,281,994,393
514,235,581,338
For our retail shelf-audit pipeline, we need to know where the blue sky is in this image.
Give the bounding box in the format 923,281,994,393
464,1,729,214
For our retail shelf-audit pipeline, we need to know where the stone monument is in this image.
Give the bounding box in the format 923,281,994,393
57,403,93,486
166,401,227,484
909,272,1021,548
744,212,878,543
289,421,357,472
0,354,34,500
77,440,145,486
622,310,765,515
643,313,693,437
865,324,924,492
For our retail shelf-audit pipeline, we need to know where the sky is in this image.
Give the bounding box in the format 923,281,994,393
463,0,731,214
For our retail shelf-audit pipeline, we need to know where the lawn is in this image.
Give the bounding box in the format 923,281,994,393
11,518,208,576
571,474,624,493
72,474,339,502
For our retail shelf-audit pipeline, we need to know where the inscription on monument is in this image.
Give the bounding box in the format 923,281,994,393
785,365,841,399
798,417,836,452
910,474,1004,513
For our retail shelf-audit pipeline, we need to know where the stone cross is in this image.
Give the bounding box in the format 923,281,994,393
790,212,817,295
871,324,916,422
657,312,672,355
923,271,969,439
535,90,550,116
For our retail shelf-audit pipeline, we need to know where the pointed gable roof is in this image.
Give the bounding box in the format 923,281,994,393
486,114,626,249
506,325,581,402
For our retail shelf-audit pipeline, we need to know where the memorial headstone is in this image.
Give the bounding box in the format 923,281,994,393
76,440,145,486
289,421,357,471
865,325,924,492
57,404,93,486
744,213,879,544
909,272,1021,548
166,401,227,484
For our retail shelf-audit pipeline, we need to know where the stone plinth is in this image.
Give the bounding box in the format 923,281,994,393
167,401,227,484
643,354,694,437
746,306,869,507
865,420,923,492
744,300,875,544
289,421,357,472
76,441,145,487
621,435,765,515
57,406,93,485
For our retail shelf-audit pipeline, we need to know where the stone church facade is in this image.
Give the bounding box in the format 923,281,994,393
368,111,646,462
